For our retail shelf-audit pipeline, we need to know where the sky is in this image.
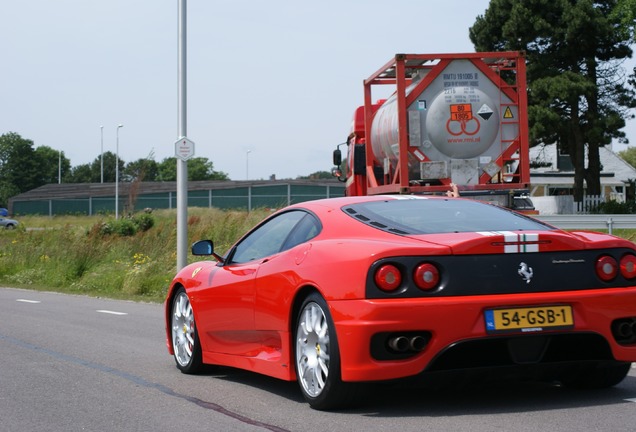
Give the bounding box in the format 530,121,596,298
2,1,634,182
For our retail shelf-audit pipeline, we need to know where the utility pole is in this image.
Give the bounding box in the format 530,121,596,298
176,0,189,271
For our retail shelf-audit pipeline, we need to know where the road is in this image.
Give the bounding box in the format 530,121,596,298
1,287,635,432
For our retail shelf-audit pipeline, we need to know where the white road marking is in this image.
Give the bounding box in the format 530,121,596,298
96,310,128,316
16,299,41,304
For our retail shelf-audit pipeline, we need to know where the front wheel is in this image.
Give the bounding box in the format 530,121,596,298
294,292,359,410
171,287,203,374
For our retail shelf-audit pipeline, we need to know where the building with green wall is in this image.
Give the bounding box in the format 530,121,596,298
9,180,345,216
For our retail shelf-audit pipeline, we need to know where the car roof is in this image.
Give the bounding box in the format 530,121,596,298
289,194,432,209
288,195,551,236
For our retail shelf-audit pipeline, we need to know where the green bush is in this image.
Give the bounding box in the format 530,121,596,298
114,219,137,236
97,222,113,235
133,214,154,232
593,200,636,214
96,213,155,237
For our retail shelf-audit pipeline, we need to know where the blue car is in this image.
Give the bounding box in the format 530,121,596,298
0,208,7,217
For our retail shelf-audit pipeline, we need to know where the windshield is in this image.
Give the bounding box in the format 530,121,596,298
342,198,552,235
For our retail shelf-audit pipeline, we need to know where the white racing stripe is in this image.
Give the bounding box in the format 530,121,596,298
477,231,540,253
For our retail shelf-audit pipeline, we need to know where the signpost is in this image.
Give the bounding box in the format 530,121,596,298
175,137,195,161
176,0,188,271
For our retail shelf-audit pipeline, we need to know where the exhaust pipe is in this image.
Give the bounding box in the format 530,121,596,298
612,318,636,344
409,335,428,352
388,336,410,352
616,321,634,339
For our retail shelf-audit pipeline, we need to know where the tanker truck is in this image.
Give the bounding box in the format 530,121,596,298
332,52,534,211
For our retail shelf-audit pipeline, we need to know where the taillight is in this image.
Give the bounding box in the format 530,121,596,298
596,255,618,281
374,264,402,292
620,254,636,279
413,263,440,290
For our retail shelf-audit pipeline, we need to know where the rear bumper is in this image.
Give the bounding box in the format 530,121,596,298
329,288,636,382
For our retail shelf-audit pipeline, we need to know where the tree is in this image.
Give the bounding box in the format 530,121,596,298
63,151,124,183
618,146,636,168
470,0,636,200
0,132,47,204
124,158,159,182
157,157,229,181
612,0,636,42
67,164,93,183
188,157,229,181
93,151,125,183
34,146,71,184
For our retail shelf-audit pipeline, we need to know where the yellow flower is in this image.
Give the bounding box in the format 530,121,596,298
132,253,151,267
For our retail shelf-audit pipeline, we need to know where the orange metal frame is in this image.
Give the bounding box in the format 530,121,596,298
361,52,530,196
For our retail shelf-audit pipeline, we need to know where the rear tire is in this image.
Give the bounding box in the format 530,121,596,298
171,287,203,374
294,292,359,410
560,362,631,389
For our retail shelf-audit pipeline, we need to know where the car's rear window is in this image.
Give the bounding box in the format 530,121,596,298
342,198,552,235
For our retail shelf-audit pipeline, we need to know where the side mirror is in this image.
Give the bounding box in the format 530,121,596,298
191,240,225,263
192,240,213,255
333,148,342,166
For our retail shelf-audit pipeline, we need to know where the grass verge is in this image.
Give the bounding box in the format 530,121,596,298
0,208,271,303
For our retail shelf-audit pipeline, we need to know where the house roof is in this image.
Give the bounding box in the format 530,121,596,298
9,179,344,201
529,143,636,185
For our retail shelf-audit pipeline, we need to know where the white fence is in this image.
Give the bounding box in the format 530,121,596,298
575,195,605,214
532,195,617,215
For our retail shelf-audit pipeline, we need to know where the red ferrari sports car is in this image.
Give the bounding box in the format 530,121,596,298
165,195,636,410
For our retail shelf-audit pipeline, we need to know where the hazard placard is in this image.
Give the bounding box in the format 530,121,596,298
477,104,494,121
450,104,473,121
503,106,514,119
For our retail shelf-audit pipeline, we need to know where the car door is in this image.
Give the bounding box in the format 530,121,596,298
193,259,260,356
196,210,309,356
253,211,321,331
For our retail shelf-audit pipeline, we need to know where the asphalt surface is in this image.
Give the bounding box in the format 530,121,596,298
1,286,635,432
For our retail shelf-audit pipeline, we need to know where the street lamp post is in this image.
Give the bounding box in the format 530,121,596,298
176,0,189,271
100,125,104,183
246,150,251,180
115,124,124,219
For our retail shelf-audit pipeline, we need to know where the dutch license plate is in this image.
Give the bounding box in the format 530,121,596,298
484,305,574,333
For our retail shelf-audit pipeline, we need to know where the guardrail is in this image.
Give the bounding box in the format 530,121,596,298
535,214,636,234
